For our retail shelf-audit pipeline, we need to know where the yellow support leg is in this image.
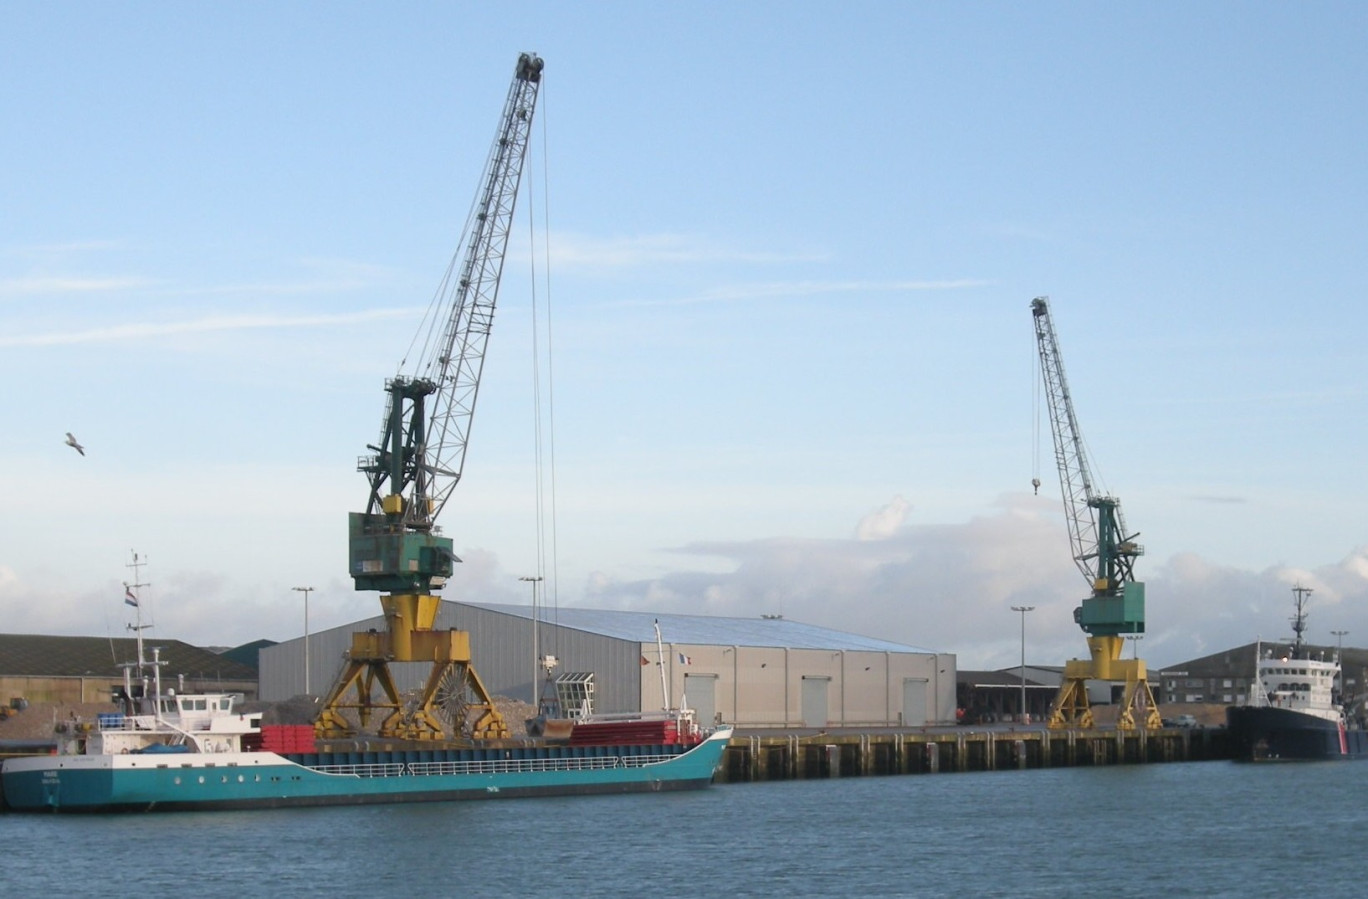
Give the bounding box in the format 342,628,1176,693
313,594,509,742
1047,635,1161,731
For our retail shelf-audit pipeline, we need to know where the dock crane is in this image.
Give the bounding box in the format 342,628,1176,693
1031,296,1161,730
315,52,545,742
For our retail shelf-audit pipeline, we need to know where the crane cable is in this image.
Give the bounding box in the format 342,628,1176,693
1031,336,1041,495
525,79,561,661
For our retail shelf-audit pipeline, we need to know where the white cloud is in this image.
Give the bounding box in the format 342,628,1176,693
856,495,911,541
0,275,155,296
616,278,991,309
571,498,1368,673
0,308,419,347
546,232,824,269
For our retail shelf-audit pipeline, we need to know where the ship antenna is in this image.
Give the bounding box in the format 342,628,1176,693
1291,584,1312,655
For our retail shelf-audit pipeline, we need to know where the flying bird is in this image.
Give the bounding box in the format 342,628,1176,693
65,432,85,456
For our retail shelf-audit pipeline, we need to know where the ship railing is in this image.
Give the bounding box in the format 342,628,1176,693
407,753,678,776
302,751,683,779
309,763,408,778
303,753,680,779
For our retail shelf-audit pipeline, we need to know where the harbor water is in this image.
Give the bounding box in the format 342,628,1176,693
5,760,1368,897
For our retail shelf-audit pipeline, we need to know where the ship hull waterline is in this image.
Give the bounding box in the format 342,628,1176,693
1226,706,1368,762
2,730,732,813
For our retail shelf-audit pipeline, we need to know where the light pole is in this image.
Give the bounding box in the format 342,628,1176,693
1011,605,1034,722
292,587,314,694
1333,630,1349,702
520,576,544,706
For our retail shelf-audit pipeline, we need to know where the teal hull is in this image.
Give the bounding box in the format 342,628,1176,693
2,729,732,813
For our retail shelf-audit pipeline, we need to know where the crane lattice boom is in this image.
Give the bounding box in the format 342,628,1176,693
1031,296,1143,635
1031,295,1158,730
318,53,545,744
351,52,543,595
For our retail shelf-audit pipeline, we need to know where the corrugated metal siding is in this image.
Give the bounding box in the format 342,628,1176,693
260,604,644,713
259,601,955,725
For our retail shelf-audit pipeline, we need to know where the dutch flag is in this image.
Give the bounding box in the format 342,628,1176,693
124,587,138,608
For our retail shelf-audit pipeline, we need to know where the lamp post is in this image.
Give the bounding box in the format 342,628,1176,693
292,587,314,694
520,576,544,706
1011,605,1034,722
1332,630,1349,702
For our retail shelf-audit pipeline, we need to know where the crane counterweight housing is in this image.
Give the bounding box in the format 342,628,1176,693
316,52,545,745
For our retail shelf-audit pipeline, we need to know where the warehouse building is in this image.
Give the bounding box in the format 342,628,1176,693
259,603,957,728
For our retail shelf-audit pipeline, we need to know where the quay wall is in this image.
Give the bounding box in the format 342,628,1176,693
715,727,1229,782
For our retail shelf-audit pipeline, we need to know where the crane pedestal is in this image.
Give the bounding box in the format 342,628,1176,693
314,593,510,741
1047,635,1161,730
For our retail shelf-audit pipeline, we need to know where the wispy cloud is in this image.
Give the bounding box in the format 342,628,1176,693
545,232,828,268
0,308,420,348
1,239,125,259
615,278,991,308
0,275,157,296
171,259,400,298
1,258,397,301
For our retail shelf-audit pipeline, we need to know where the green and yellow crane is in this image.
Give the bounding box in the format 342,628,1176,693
315,52,545,742
1031,296,1160,730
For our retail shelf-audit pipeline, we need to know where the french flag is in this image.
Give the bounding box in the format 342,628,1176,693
678,652,691,665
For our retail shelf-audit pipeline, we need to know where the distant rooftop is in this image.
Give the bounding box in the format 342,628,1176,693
460,603,941,654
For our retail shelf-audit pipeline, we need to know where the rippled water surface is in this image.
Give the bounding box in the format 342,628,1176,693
6,760,1368,897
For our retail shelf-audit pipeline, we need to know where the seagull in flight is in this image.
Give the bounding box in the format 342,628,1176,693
65,432,85,456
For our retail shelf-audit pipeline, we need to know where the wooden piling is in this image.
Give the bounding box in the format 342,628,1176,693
714,726,1229,783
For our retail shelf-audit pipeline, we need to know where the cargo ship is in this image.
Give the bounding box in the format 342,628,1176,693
0,643,731,812
1226,585,1368,761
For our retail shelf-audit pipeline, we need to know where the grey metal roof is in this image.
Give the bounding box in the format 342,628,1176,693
459,603,941,654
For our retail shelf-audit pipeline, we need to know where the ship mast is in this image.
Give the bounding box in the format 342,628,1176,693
1290,583,1312,655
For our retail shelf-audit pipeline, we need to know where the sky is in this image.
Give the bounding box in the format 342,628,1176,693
3,3,1368,674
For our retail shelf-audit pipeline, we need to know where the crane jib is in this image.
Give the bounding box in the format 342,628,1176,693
1031,296,1145,639
350,53,544,596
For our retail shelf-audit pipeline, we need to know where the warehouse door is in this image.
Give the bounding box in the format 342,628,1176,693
902,678,929,726
683,673,718,726
801,676,830,728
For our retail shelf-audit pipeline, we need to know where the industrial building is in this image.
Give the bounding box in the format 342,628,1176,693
1159,641,1367,710
259,603,957,728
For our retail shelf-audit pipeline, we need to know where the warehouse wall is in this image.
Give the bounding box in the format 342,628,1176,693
261,604,955,727
260,604,641,713
639,644,957,727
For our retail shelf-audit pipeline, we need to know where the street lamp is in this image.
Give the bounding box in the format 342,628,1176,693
292,587,314,694
1332,630,1349,701
520,576,544,706
1333,630,1349,657
1011,606,1035,722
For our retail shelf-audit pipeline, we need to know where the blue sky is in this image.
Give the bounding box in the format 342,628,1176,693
4,3,1368,672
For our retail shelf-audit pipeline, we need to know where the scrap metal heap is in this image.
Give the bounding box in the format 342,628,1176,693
1031,296,1160,730
315,52,544,742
